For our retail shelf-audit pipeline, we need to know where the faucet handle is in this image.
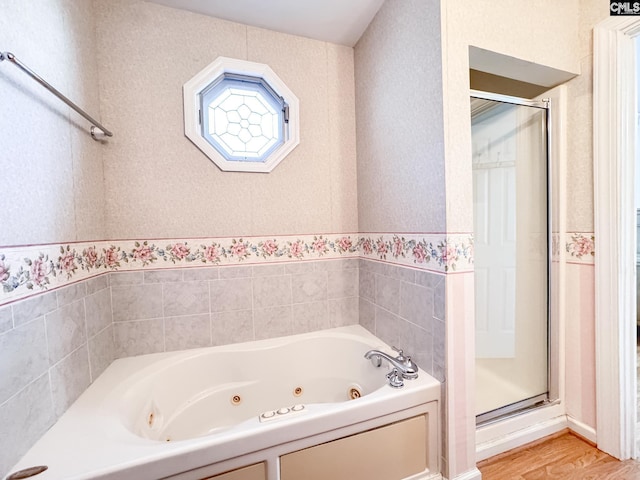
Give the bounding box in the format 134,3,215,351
392,346,411,361
386,368,404,388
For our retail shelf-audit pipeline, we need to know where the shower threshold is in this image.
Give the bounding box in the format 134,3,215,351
476,393,549,427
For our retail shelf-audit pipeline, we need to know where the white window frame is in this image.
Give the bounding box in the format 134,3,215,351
184,57,299,173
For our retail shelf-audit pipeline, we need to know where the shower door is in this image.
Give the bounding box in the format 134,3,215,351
471,93,549,423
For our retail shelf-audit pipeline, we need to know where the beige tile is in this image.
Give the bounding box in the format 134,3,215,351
358,298,375,333
292,301,329,334
327,269,358,299
86,274,109,295
387,265,417,283
88,325,115,381
314,258,358,271
363,261,391,276
0,306,12,334
415,270,443,289
56,282,87,307
284,262,316,275
50,345,91,417
434,280,445,321
110,271,144,286
292,273,327,303
375,274,400,314
163,281,209,317
144,269,183,284
254,305,293,340
400,323,432,375
85,288,112,337
0,319,48,404
329,297,359,328
113,319,164,358
252,265,285,277
399,282,433,331
45,300,87,365
212,310,254,346
432,359,445,384
375,307,403,348
165,314,211,351
0,374,54,478
12,292,57,327
253,275,292,308
433,319,445,368
111,284,162,322
210,278,253,312
358,259,375,272
183,267,219,282
219,266,252,279
359,269,375,302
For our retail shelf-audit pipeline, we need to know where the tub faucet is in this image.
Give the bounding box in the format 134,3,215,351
364,347,419,380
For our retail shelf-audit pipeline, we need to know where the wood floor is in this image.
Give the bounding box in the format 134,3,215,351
477,431,640,479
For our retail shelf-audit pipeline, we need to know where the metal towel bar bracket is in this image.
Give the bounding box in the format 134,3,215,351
0,51,112,141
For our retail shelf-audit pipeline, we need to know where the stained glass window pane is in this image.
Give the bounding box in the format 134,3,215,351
200,75,285,162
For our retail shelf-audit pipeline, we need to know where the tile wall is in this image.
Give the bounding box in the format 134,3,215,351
0,275,114,475
0,256,446,478
109,259,359,358
358,259,445,382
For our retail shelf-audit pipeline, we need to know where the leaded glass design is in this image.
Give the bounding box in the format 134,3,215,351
200,75,285,163
184,57,299,172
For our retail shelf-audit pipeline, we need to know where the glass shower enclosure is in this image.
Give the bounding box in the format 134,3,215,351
470,92,550,424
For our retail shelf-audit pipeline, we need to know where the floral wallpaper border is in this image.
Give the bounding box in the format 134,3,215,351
0,231,594,306
564,232,595,264
358,233,474,273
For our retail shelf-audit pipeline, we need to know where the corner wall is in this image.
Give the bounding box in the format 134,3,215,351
353,0,450,473
354,0,446,234
0,276,114,476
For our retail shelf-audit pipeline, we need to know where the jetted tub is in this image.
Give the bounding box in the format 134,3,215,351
8,326,441,480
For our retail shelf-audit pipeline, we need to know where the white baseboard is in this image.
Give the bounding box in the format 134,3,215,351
447,468,482,480
406,470,443,480
566,416,597,444
476,414,567,461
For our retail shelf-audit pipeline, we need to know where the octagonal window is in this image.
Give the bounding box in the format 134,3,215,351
201,75,284,162
184,57,299,173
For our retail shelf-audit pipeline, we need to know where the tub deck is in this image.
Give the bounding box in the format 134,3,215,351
8,326,441,480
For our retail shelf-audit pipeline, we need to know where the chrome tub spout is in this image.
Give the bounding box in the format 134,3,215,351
364,347,419,380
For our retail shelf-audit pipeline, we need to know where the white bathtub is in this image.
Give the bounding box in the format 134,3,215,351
8,326,441,480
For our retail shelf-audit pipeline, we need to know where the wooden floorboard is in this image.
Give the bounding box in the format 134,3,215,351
477,431,640,479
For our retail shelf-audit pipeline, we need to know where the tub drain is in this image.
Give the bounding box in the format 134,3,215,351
293,387,303,397
231,395,242,405
6,466,48,479
348,386,362,400
148,412,155,427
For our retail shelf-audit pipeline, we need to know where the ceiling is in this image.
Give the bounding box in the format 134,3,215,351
146,0,385,47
